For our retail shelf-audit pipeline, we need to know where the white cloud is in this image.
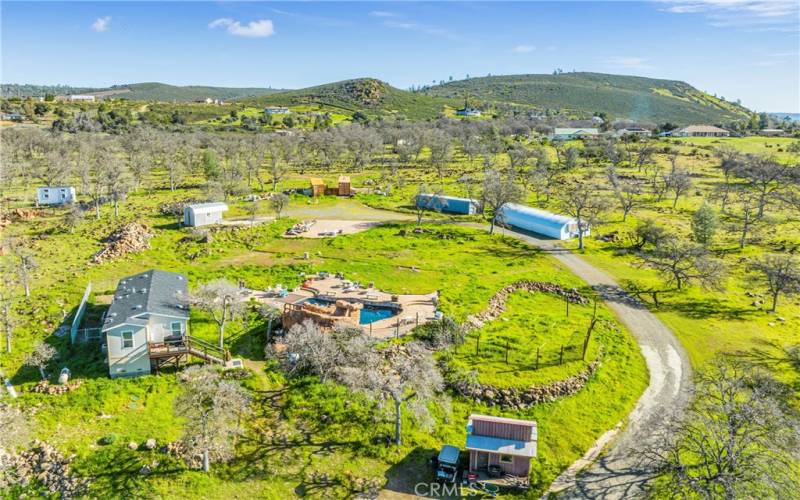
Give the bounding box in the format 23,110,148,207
91,16,111,33
512,45,536,53
209,18,275,38
602,56,655,70
382,20,460,41
369,11,399,18
659,1,799,31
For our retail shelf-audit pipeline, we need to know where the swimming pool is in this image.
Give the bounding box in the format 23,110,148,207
301,297,398,325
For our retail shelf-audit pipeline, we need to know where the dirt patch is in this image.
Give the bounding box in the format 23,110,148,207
284,219,381,238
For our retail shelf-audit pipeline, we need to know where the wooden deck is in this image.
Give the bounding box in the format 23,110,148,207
148,335,228,370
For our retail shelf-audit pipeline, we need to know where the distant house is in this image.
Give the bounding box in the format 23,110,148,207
591,116,605,125
416,194,479,215
552,128,599,140
758,129,786,137
183,202,228,227
615,127,651,138
669,125,730,137
69,95,96,102
1,113,24,122
194,97,218,104
497,203,587,240
37,186,76,205
103,270,190,378
456,107,482,117
465,414,538,478
264,107,291,115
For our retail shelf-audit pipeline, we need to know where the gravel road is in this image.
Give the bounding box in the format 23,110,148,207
495,228,693,499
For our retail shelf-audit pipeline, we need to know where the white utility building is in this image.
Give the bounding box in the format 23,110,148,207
37,186,76,205
183,202,229,227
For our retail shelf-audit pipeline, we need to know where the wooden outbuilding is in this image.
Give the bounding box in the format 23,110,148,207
337,176,351,196
309,178,326,197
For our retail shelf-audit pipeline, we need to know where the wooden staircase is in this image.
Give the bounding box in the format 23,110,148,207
149,335,230,372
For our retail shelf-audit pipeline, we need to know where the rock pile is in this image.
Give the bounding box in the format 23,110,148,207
463,280,587,331
91,222,153,263
29,380,82,395
451,360,600,410
8,441,88,498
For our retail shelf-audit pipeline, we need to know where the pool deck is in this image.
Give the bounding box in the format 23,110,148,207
244,276,438,339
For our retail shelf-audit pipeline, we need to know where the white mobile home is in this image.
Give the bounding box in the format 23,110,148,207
497,203,588,240
103,270,190,378
183,202,228,227
37,186,76,205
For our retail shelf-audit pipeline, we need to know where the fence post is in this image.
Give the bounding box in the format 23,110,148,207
559,345,564,365
476,336,480,356
505,340,509,364
535,347,540,370
582,300,599,360
565,295,569,318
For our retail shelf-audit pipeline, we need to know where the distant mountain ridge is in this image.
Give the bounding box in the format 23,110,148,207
1,82,284,102
422,72,753,124
3,72,757,124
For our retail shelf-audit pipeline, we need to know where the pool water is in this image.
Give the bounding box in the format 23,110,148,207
301,297,397,325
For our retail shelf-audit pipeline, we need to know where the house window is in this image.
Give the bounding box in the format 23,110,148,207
171,322,183,336
499,455,513,464
121,331,134,349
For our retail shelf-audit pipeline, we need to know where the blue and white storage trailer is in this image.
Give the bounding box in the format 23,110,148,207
415,194,479,215
497,203,587,240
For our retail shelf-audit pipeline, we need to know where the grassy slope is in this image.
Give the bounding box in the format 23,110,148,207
423,72,752,124
2,185,646,497
244,78,458,120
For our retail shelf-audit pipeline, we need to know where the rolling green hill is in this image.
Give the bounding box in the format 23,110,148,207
1,82,284,102
422,72,753,125
246,78,458,120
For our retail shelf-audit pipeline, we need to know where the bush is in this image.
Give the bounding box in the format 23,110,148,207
98,433,120,446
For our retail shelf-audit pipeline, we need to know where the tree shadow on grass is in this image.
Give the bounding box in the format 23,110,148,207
656,296,757,321
728,339,800,392
382,446,441,497
78,445,184,498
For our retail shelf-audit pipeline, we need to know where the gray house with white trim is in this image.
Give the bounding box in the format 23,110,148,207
103,270,189,378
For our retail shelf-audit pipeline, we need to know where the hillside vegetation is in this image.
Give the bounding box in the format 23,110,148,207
422,72,752,125
1,82,284,102
246,78,458,120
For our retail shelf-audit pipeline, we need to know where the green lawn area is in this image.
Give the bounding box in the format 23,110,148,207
448,291,609,388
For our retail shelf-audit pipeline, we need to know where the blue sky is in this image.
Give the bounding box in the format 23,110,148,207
2,1,798,112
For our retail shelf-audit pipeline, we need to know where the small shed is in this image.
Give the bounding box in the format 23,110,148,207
497,203,586,240
37,186,76,205
416,194,479,215
337,176,351,196
183,202,228,227
309,178,326,197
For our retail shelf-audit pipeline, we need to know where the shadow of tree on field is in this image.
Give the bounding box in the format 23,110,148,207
77,445,184,498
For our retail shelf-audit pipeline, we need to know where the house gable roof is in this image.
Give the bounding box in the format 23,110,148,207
103,269,189,331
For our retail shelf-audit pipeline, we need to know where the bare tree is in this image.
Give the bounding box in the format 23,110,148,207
0,260,17,353
638,237,726,291
482,169,524,235
724,188,761,249
556,179,611,250
735,155,792,217
337,341,443,446
607,166,643,221
186,280,246,349
9,239,36,298
642,360,800,499
173,365,251,473
272,320,342,382
665,169,692,208
104,153,133,218
263,136,288,191
748,254,800,312
25,342,57,381
269,193,289,220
